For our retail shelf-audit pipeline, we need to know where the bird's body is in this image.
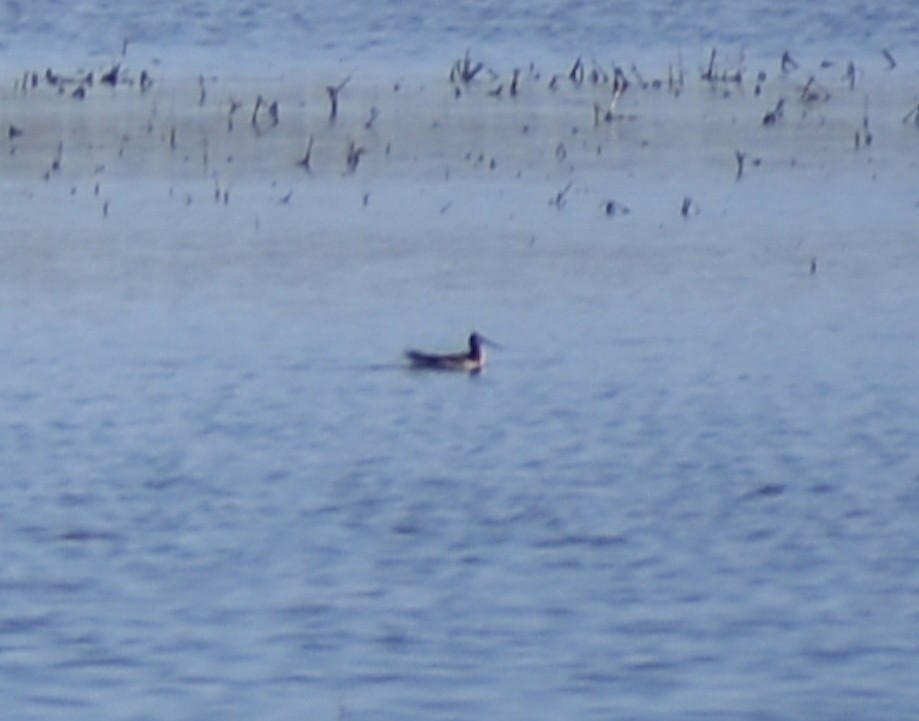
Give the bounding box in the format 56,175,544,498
406,333,487,373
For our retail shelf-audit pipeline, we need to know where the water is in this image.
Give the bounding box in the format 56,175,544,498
2,1,919,719
2,0,919,66
3,175,918,718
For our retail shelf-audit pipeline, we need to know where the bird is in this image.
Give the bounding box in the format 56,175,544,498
405,332,495,373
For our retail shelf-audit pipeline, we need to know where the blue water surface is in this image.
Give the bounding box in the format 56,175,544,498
2,0,918,64
1,1,919,719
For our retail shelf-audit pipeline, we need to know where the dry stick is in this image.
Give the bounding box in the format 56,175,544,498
550,182,574,208
326,75,351,122
669,58,685,96
590,60,609,84
298,135,314,171
228,99,241,132
882,49,896,70
569,56,584,85
345,141,364,173
450,51,483,84
101,64,119,86
630,63,647,89
462,52,483,82
801,76,830,103
198,75,206,106
326,86,339,121
763,98,785,126
846,61,856,91
51,141,63,172
681,196,698,217
702,48,717,81
902,103,919,126
735,150,746,180
781,51,799,73
610,68,628,111
202,138,209,172
364,106,379,130
510,68,521,97
461,53,477,83
251,95,263,126
863,97,872,145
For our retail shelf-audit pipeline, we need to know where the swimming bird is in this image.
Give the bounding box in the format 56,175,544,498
405,332,494,373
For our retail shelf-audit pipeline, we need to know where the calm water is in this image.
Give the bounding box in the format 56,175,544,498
2,1,919,719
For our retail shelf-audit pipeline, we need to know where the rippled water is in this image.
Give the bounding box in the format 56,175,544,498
3,169,919,718
2,1,919,719
2,0,919,63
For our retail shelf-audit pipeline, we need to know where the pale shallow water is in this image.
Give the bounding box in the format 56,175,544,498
3,4,919,720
